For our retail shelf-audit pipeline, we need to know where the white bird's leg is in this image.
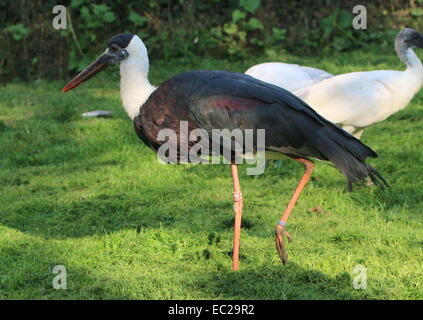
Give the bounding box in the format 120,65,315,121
231,163,243,271
352,128,365,139
275,157,314,264
340,125,356,135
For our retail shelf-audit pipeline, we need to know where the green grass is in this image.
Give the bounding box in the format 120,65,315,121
0,48,422,299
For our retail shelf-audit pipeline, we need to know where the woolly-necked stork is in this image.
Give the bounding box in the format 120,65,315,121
245,62,333,92
61,34,387,270
294,28,423,139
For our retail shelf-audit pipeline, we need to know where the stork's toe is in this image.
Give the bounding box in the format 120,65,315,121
274,225,293,265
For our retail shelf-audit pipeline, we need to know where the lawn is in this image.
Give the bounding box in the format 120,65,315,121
0,48,422,299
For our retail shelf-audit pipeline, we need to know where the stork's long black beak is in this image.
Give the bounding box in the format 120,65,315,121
61,52,113,93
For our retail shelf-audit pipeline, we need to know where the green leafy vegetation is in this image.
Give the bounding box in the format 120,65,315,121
1,0,423,81
0,49,422,299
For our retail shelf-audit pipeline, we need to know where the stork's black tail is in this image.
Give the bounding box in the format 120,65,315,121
307,122,389,191
254,78,389,191
366,165,389,190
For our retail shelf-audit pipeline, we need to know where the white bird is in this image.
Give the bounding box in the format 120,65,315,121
245,62,333,92
294,28,423,139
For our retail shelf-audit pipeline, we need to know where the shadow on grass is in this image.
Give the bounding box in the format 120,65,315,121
0,239,134,299
0,233,375,299
190,262,374,299
0,186,271,240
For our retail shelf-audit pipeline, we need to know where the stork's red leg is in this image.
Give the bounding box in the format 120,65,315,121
231,163,243,271
275,158,314,264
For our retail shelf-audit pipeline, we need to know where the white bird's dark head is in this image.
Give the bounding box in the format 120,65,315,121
396,28,423,50
394,28,423,67
61,33,148,92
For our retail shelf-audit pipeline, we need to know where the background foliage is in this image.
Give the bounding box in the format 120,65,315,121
0,0,423,82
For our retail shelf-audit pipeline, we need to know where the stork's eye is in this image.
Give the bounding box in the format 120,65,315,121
110,44,120,52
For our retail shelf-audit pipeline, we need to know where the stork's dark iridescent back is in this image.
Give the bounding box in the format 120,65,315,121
61,34,388,270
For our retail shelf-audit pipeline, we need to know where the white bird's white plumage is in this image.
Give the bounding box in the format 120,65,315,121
119,35,156,120
245,62,333,92
295,28,423,139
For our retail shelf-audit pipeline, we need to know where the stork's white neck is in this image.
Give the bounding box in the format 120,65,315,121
119,37,156,120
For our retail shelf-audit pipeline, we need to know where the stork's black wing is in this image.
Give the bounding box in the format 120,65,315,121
135,70,387,187
175,70,386,186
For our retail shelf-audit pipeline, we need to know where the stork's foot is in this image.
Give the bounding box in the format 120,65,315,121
274,224,293,265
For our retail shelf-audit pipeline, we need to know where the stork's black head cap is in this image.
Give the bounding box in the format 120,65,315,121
107,34,134,49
